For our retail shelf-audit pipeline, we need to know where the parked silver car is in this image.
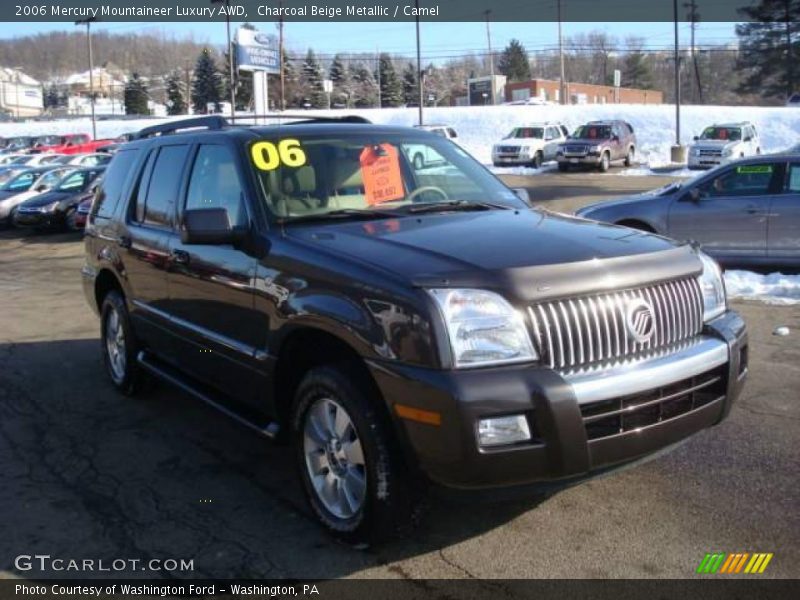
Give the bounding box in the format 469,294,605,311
575,156,800,267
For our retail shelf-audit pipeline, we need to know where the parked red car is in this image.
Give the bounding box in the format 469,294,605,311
30,134,116,155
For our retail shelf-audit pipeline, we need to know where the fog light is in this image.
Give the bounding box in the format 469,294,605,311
478,415,531,447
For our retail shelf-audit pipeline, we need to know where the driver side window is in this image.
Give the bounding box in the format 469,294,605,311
185,144,247,227
699,164,776,198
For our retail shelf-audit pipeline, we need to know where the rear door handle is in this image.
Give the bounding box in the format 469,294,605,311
171,249,190,265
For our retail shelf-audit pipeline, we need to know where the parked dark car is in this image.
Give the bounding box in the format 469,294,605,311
575,155,800,267
557,120,637,172
71,194,94,231
14,167,105,231
81,116,747,544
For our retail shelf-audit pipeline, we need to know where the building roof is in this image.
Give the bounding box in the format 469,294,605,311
0,67,40,86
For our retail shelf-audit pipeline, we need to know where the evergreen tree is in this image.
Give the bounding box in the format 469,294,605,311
329,54,353,107
43,83,61,110
236,69,254,111
621,50,654,90
377,53,403,107
124,73,149,115
301,49,327,108
351,62,378,107
165,70,187,115
402,62,419,105
191,48,223,114
497,39,531,82
736,0,800,101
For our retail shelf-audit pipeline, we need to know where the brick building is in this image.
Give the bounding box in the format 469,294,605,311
505,78,663,105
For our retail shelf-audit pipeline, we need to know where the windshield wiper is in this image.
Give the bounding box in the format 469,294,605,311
277,207,402,224
404,200,511,214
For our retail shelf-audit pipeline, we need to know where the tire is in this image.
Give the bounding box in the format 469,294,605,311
100,290,145,396
292,364,420,545
532,151,543,169
599,152,610,172
7,207,18,228
624,147,635,167
413,153,425,170
558,162,569,172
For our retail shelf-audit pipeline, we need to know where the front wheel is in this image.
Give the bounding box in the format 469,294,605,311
292,365,420,545
65,208,77,231
624,147,635,167
531,151,543,169
599,152,610,172
100,290,146,395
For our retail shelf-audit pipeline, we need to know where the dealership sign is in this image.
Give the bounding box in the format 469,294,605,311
235,27,279,73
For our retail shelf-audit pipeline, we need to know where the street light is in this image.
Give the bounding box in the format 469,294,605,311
211,0,236,118
75,17,98,139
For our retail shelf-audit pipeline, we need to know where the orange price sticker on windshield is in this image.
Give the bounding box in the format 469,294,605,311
360,144,404,205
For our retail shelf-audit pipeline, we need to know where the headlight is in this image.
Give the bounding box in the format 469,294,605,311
697,252,726,321
429,288,538,368
722,147,733,157
519,147,530,156
589,144,601,153
691,147,700,156
43,200,60,212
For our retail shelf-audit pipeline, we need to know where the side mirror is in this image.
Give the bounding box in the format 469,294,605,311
744,136,752,142
181,207,241,245
35,184,47,192
693,136,699,141
512,188,532,206
612,134,620,142
687,188,701,203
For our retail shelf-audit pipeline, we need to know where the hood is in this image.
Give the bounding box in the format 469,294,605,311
692,139,738,149
0,190,17,201
576,186,675,216
20,190,69,208
286,209,699,302
561,137,611,145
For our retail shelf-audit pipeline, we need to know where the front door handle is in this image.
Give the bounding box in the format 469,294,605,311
117,235,132,249
171,249,190,265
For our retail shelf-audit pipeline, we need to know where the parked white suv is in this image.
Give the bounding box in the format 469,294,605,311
408,124,459,169
688,122,761,170
492,122,569,168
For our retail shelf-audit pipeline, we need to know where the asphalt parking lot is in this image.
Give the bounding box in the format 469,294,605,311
1,171,798,580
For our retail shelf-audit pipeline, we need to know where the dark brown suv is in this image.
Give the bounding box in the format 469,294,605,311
557,120,637,172
81,115,746,545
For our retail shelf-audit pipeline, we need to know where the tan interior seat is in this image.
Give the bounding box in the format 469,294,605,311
275,165,321,216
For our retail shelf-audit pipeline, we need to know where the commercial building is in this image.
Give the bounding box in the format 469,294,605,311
505,78,663,105
0,67,43,117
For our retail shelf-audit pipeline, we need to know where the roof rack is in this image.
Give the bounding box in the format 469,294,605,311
132,113,372,140
133,116,227,139
229,114,371,125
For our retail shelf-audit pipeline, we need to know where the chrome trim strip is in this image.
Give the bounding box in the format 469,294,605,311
564,336,729,405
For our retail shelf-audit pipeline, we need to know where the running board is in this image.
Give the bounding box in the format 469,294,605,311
137,351,280,440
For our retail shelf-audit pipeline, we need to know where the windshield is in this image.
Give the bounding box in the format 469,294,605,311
700,127,741,141
35,169,70,190
573,125,612,140
0,169,36,190
36,135,62,146
249,133,524,221
56,170,95,192
507,127,544,139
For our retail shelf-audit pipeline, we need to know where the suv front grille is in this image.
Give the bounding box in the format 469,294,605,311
497,146,519,155
699,149,723,157
528,278,704,370
564,144,588,155
579,367,726,440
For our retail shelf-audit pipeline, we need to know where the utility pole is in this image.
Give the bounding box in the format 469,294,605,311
685,0,703,103
376,48,382,108
671,0,685,162
557,0,566,105
279,0,285,110
485,10,495,106
75,17,97,139
211,0,236,118
415,0,423,124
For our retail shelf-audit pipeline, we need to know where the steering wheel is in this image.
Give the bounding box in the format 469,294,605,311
406,185,449,204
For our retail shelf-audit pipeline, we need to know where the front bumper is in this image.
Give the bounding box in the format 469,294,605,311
370,310,747,489
13,208,63,229
557,154,602,166
688,153,730,169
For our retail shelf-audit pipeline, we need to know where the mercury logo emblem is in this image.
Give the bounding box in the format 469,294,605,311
625,298,655,343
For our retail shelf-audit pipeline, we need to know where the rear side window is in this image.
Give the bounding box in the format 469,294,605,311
92,148,139,219
134,144,190,229
185,144,246,227
787,164,800,192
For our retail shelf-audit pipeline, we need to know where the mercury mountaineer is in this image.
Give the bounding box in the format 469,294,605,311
81,115,748,544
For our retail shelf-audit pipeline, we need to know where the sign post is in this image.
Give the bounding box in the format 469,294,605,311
235,26,280,121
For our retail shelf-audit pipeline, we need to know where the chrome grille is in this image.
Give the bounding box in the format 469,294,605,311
699,148,722,157
565,144,587,155
528,278,704,370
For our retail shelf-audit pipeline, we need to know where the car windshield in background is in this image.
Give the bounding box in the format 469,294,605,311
573,125,612,139
700,127,742,141
508,127,544,139
36,135,62,146
0,168,26,186
56,170,95,192
1,170,37,191
249,133,523,221
37,169,71,190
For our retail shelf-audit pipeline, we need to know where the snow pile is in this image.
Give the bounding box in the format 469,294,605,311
724,270,800,305
2,103,800,167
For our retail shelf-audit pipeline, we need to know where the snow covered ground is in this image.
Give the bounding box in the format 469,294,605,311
2,103,799,168
724,271,800,305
